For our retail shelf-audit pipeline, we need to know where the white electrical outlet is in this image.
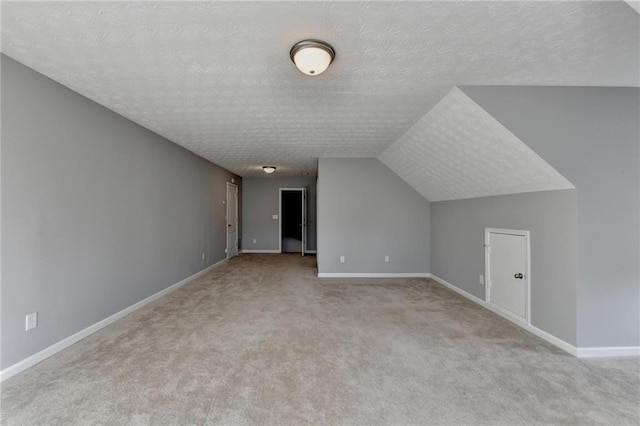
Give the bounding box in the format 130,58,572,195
340,256,345,263
272,214,278,220
384,255,390,263
26,312,38,331
201,252,205,260
479,274,485,285
253,239,257,244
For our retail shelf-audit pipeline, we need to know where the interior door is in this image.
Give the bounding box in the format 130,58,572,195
486,230,529,321
301,188,307,256
226,183,238,258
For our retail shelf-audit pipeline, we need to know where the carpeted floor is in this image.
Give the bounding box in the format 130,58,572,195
1,254,639,425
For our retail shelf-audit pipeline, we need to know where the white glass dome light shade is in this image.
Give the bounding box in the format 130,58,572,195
290,40,335,76
293,46,332,75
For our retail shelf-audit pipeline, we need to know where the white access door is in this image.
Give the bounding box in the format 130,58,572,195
301,188,307,256
486,229,529,322
226,183,238,259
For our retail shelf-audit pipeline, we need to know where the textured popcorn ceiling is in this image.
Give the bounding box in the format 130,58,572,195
1,1,638,178
379,88,575,201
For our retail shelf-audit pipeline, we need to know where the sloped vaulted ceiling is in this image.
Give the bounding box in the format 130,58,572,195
378,87,575,201
625,1,640,14
1,1,638,177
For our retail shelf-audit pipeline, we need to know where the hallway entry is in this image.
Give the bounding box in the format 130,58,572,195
280,188,306,255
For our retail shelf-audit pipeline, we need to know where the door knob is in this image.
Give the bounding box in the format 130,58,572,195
514,273,523,279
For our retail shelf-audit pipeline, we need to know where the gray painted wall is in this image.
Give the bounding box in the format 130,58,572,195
462,86,639,347
1,55,241,369
431,190,578,345
317,158,430,274
242,177,317,252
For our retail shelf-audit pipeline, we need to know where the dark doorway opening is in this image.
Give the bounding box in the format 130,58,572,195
281,190,302,253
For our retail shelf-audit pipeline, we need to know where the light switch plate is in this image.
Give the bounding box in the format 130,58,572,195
272,214,278,220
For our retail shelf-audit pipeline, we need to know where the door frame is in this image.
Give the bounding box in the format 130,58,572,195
278,188,306,255
484,228,531,325
226,182,238,259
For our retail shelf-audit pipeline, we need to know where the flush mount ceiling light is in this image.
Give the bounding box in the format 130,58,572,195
290,39,335,76
262,166,277,174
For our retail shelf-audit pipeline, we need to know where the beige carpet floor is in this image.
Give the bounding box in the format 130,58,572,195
1,254,639,425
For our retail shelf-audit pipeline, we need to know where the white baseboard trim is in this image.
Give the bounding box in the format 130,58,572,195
430,274,640,358
429,274,578,357
241,250,316,254
0,258,227,383
429,274,485,305
576,346,640,358
318,272,431,278
525,321,578,357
